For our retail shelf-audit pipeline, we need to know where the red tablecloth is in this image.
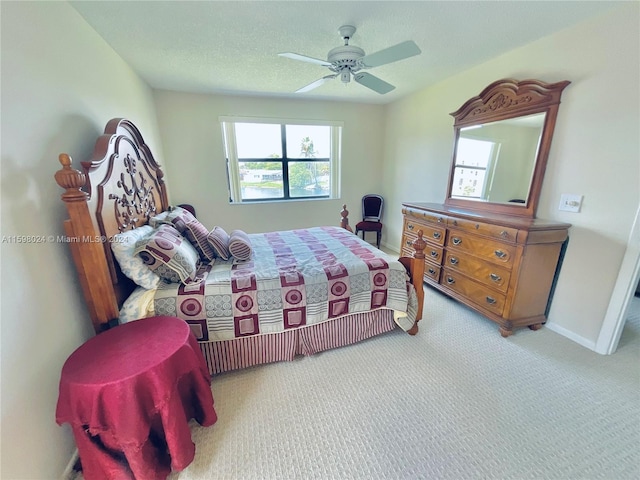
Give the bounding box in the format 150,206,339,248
56,316,217,480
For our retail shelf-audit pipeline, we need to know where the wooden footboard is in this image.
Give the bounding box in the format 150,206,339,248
340,204,426,325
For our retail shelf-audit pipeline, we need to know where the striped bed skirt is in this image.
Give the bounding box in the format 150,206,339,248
198,308,397,375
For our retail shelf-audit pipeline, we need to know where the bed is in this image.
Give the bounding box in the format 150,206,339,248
54,118,427,375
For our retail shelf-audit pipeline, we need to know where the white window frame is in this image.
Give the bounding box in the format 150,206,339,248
220,116,343,203
451,137,500,199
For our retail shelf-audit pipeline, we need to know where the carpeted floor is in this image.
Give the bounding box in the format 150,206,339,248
167,289,640,480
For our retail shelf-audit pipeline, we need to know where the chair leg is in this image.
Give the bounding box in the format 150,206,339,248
376,231,381,248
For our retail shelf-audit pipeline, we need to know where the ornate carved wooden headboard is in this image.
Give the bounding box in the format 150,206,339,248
55,118,169,332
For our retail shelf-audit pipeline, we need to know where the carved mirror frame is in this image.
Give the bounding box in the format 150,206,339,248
445,78,570,218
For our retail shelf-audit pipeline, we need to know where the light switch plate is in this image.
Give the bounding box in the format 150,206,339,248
559,193,583,212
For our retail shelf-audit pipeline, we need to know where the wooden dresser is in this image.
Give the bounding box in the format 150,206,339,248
401,202,570,337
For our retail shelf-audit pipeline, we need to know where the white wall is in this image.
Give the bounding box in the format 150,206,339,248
0,2,162,478
153,91,385,234
382,3,639,346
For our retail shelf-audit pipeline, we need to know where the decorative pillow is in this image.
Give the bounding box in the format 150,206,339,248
229,230,253,261
111,225,161,290
148,206,193,228
149,206,215,263
178,219,216,263
148,210,170,228
207,226,231,260
134,224,200,284
118,287,157,324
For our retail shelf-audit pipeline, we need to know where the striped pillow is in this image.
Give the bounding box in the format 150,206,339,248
229,230,252,261
207,226,230,260
179,219,216,263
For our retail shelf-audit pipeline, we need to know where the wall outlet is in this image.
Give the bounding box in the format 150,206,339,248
559,193,583,212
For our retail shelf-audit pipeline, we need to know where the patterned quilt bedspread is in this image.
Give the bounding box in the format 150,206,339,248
152,226,417,341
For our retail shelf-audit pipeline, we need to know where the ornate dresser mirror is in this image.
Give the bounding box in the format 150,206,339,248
401,78,572,337
445,78,570,218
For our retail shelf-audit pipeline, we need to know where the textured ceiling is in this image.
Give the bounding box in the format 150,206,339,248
70,1,621,105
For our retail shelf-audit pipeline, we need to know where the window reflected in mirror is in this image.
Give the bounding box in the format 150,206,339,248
450,112,546,205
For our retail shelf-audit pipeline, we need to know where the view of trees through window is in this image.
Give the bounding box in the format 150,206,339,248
230,123,332,201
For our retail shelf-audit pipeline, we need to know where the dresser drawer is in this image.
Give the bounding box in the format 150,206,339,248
404,220,446,246
404,208,447,227
444,251,511,294
448,217,519,242
424,263,441,282
441,268,506,316
400,243,441,282
446,229,516,267
402,241,444,264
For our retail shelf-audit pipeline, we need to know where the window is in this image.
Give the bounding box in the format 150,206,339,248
450,137,499,199
220,118,342,203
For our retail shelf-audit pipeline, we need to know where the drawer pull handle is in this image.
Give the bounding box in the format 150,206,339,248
428,268,436,275
433,232,441,239
494,250,507,259
408,224,414,230
430,250,439,258
452,220,458,226
486,296,497,305
500,230,509,238
446,276,455,285
452,237,462,246
449,257,459,265
406,240,413,246
490,273,502,282
437,217,443,223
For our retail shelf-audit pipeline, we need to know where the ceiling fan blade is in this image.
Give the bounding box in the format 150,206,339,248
353,72,395,94
278,52,332,67
359,40,421,68
295,75,337,93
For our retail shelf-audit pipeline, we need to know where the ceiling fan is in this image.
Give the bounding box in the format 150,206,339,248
278,25,421,95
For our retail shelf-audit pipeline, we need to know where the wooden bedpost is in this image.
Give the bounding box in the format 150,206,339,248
340,204,353,232
55,154,119,333
399,230,426,334
410,231,426,322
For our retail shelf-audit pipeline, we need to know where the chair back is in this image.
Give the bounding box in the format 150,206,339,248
362,194,384,222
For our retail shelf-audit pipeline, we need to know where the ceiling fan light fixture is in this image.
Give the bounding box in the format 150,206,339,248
340,70,351,84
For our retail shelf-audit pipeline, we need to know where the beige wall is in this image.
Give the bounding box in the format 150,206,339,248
153,91,385,234
382,3,639,346
0,2,162,478
0,2,637,479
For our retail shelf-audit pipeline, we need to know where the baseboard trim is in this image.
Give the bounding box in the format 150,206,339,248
382,239,599,353
61,449,79,480
545,322,597,352
380,241,400,254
